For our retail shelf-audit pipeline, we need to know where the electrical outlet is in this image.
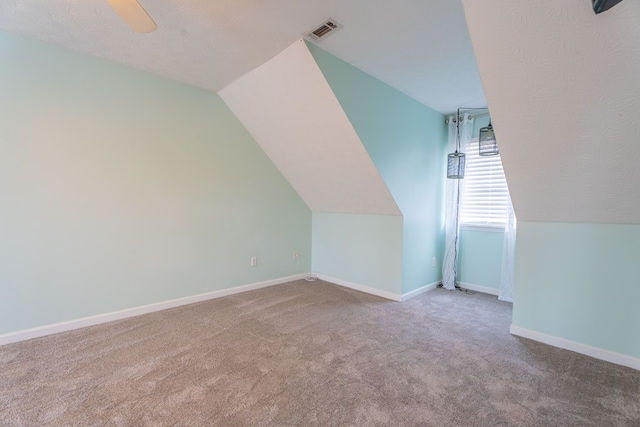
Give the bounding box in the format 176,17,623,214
293,251,299,261
250,256,257,267
431,257,436,268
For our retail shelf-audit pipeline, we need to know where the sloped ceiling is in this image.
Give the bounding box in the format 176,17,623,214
463,0,640,224
0,0,484,114
220,40,400,215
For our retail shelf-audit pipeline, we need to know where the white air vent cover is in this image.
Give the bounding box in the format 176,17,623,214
303,18,343,42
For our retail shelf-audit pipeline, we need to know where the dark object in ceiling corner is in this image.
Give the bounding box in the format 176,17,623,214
592,0,624,14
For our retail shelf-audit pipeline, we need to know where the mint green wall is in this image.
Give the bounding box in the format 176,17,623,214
312,213,403,295
308,43,447,294
457,229,503,289
514,221,640,359
0,32,311,334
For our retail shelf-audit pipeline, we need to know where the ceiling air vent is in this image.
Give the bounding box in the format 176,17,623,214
303,18,343,42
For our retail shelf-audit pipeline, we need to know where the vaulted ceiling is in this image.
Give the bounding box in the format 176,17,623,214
0,0,485,115
220,40,401,215
463,0,640,224
3,0,638,225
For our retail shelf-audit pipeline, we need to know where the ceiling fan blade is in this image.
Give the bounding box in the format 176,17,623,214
106,0,157,33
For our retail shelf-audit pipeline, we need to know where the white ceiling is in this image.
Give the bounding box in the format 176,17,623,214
463,0,640,224
0,0,485,115
221,40,401,216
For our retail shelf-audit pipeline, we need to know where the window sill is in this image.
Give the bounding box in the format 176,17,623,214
460,224,505,233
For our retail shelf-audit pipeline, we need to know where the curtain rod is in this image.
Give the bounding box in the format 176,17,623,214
445,112,490,124
444,113,489,124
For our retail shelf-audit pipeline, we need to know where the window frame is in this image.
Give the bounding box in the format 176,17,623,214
458,137,509,230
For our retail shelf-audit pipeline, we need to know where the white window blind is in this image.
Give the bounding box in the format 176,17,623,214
460,138,510,227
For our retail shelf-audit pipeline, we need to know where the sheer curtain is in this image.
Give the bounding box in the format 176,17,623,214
442,113,474,290
499,198,516,302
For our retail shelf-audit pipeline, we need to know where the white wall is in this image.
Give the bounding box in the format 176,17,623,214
220,40,400,216
463,0,640,224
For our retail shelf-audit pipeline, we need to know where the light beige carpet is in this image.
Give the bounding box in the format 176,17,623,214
0,280,639,426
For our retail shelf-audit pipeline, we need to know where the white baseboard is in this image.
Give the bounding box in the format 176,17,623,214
458,281,499,296
315,274,402,302
401,281,439,301
510,325,640,371
0,273,309,347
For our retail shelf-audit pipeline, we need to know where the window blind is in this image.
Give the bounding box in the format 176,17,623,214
459,139,510,227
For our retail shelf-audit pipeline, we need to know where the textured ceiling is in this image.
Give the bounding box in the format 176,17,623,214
463,0,640,224
0,0,485,114
221,40,400,215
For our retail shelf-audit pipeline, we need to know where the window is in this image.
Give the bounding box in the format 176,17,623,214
459,138,510,228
